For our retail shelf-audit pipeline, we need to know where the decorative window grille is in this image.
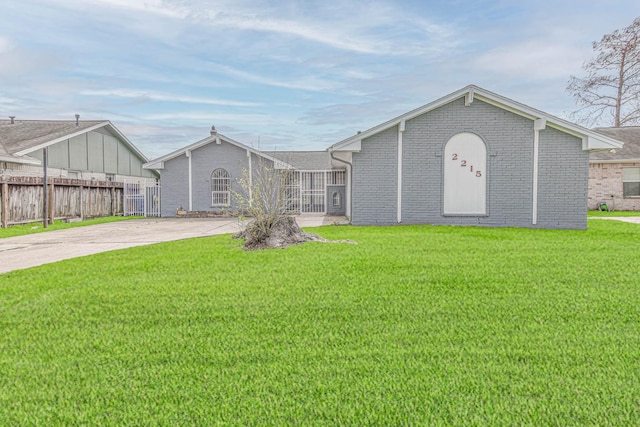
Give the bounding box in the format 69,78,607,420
327,170,346,185
332,191,341,207
211,168,230,206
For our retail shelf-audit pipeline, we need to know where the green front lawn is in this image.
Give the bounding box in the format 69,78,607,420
588,210,640,216
1,220,639,425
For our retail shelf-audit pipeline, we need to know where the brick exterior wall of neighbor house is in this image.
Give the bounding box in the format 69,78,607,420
159,154,189,217
588,162,640,211
351,125,398,224
350,98,589,229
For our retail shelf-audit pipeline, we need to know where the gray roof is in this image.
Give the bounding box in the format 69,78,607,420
0,119,150,165
0,119,105,155
591,127,640,162
264,151,335,170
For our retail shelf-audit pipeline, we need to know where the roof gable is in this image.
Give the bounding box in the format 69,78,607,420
328,85,624,152
143,133,293,170
0,119,150,165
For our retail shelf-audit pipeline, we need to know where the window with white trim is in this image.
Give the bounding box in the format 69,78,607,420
623,167,640,197
332,191,341,207
211,168,230,206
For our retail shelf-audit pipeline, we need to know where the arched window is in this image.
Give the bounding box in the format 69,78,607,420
332,191,341,207
211,168,230,206
443,133,487,215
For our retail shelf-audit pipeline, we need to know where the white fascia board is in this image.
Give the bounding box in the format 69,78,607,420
328,86,476,152
473,93,539,121
0,155,41,165
472,90,624,151
145,133,295,170
330,139,361,152
15,122,110,156
143,160,164,169
147,135,216,166
328,84,625,153
582,135,625,151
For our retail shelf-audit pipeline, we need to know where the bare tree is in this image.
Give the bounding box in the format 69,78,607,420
232,157,323,250
567,17,640,127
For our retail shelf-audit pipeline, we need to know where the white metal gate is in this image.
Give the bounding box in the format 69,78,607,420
124,181,161,217
301,172,326,213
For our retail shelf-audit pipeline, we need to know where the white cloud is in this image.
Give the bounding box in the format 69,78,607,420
0,36,11,53
80,89,261,107
473,39,591,80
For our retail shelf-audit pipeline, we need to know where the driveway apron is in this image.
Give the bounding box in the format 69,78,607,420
0,216,346,274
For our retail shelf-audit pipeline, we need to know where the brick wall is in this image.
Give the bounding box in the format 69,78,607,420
159,141,267,217
351,97,588,229
352,126,398,224
537,127,587,229
588,162,640,211
159,154,189,217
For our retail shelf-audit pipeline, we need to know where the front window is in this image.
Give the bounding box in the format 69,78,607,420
623,167,640,197
211,168,230,206
333,192,341,207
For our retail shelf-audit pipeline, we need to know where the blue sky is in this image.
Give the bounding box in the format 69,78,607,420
1,0,639,159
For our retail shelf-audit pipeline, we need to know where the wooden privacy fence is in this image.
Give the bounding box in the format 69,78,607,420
0,177,124,228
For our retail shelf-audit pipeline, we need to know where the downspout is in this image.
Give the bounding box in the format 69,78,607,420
247,150,253,203
397,120,405,223
186,149,193,211
329,149,352,220
532,118,546,225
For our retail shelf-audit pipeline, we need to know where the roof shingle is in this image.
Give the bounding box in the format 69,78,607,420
0,119,105,156
591,127,640,161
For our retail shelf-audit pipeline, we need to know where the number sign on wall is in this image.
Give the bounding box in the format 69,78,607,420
443,132,486,215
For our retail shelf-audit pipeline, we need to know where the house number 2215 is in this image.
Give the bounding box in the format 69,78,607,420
452,154,482,177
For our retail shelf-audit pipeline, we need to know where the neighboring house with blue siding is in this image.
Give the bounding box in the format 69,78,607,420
145,85,623,230
328,85,623,230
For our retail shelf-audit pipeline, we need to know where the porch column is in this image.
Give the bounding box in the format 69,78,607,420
186,150,193,211
397,120,405,223
532,118,546,225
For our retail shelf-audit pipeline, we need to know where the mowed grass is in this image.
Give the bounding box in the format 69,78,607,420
1,220,639,426
0,216,142,239
587,209,640,216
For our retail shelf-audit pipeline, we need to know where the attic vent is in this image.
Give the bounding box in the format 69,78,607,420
9,116,15,124
75,114,80,127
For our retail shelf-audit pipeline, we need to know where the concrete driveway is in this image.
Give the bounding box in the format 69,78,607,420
0,216,347,274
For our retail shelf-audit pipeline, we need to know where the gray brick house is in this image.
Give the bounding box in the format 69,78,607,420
143,128,347,217
328,85,623,229
589,127,640,211
145,85,623,229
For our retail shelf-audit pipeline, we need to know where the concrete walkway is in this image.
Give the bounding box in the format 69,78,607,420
591,216,640,224
0,216,348,274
